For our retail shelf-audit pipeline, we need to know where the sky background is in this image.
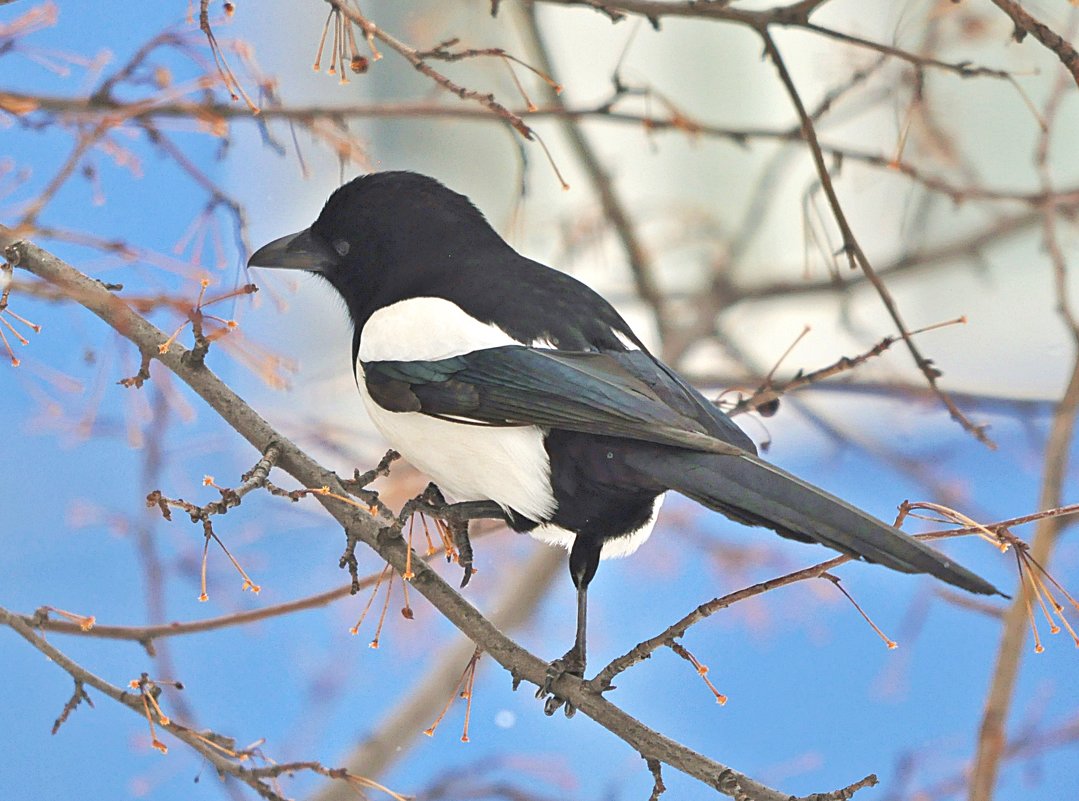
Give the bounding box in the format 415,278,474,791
2,2,1077,801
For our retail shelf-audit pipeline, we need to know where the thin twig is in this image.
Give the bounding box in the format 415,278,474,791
986,0,1079,89
329,1,533,139
758,28,993,447
590,501,1079,690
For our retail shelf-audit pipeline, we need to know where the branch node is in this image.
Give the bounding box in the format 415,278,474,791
52,678,93,735
118,349,153,388
643,754,666,801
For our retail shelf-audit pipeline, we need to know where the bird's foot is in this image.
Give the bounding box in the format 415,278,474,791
397,484,505,588
535,651,586,718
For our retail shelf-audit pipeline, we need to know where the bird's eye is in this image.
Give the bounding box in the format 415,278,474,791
334,239,350,257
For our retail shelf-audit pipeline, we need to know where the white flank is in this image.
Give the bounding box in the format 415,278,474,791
527,494,665,560
357,296,661,553
357,297,557,522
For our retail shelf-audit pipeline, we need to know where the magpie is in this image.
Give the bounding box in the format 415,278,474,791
249,171,1000,714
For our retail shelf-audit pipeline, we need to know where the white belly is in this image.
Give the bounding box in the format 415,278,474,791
357,369,558,522
357,297,559,522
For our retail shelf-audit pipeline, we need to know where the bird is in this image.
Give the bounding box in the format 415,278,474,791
249,171,1001,715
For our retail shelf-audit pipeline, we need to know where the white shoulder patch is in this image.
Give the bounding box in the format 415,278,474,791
359,297,518,362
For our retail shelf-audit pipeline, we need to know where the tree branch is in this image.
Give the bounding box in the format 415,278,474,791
0,606,296,800
2,225,800,801
757,28,994,447
986,0,1079,89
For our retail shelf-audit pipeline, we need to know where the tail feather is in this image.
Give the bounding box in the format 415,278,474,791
624,448,1001,597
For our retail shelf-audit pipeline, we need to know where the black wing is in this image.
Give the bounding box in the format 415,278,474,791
362,346,1003,598
361,346,757,455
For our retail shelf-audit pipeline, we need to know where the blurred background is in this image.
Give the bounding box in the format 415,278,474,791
2,1,1077,800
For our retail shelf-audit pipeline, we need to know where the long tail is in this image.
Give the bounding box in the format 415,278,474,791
623,447,1002,597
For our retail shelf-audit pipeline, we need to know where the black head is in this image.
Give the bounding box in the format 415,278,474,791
248,172,506,312
248,172,510,329
312,172,498,258
251,171,645,353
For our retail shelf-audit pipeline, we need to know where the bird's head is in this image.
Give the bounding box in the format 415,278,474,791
248,172,504,324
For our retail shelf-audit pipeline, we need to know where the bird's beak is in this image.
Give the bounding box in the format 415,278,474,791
248,228,340,273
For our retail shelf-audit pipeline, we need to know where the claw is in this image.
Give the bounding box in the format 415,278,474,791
543,694,576,716
535,654,583,718
534,662,557,700
449,518,474,588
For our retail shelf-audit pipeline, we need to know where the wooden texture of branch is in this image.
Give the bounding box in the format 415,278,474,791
987,0,1079,88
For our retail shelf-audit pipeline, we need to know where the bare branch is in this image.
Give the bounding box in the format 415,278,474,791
329,1,534,140
1,225,801,801
757,28,994,447
987,0,1079,89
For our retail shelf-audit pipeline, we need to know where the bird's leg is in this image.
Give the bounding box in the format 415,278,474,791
538,584,589,717
537,536,600,717
564,584,588,678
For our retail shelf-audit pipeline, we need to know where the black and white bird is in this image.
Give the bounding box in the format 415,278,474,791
249,171,1000,713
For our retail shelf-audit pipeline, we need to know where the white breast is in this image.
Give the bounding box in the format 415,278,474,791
357,297,558,523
